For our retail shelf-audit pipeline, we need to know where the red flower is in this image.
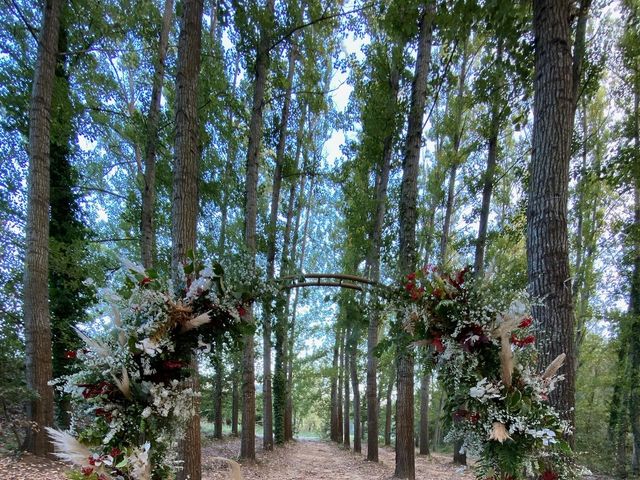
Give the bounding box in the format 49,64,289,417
139,276,153,286
469,412,480,424
81,466,94,476
518,317,533,328
110,447,121,458
79,381,112,399
540,471,559,480
237,305,247,317
95,408,112,422
88,455,96,465
431,336,445,353
511,334,535,347
407,272,416,281
432,288,444,299
163,360,186,369
64,350,77,359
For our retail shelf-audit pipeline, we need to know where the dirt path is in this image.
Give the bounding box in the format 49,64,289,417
203,437,475,479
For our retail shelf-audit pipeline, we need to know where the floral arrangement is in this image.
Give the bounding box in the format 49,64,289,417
398,266,575,480
47,257,263,480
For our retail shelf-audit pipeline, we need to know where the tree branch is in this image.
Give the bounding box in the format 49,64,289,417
270,2,376,52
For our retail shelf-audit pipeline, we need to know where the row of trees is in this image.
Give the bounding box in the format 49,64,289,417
1,0,639,478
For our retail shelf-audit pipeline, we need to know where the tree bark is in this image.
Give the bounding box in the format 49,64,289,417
231,352,240,436
268,44,296,448
440,47,468,270
343,328,351,448
350,333,361,453
396,3,434,478
365,49,401,462
172,0,203,478
213,337,224,439
241,0,275,461
419,361,430,455
384,368,395,446
627,66,640,475
337,325,344,444
141,0,173,269
473,42,503,277
331,326,341,442
22,0,62,456
527,0,576,430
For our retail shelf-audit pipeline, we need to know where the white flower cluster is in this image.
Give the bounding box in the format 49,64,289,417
469,378,504,403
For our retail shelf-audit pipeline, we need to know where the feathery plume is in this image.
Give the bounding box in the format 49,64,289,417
46,428,92,466
488,422,512,443
112,366,132,399
74,327,111,358
181,312,211,332
542,353,566,380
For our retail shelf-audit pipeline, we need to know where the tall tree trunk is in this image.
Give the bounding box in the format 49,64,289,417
337,325,344,444
172,1,203,478
213,337,224,439
141,0,173,269
241,0,275,460
384,368,395,447
440,47,468,271
627,72,640,475
22,0,62,456
285,170,314,441
527,0,576,430
269,44,296,447
350,334,361,453
396,3,434,478
331,327,341,442
419,361,430,455
365,51,401,462
231,352,240,436
343,328,350,448
473,42,502,277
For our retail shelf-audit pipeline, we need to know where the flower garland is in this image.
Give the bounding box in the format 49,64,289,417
48,258,271,480
397,266,575,480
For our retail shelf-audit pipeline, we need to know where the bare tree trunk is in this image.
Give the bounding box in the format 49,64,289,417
241,0,275,461
350,335,361,453
365,50,401,462
337,325,344,444
440,47,468,270
527,0,576,431
285,170,314,441
343,329,351,448
473,43,502,277
213,337,224,439
331,327,341,442
384,368,395,447
627,71,640,475
268,44,296,448
172,0,203,478
232,360,239,436
141,0,173,269
22,0,62,456
396,3,434,478
419,361,430,455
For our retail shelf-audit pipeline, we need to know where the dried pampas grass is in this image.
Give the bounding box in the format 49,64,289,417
46,428,92,466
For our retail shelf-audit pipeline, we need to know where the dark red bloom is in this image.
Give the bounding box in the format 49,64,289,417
237,305,246,317
511,334,536,347
88,455,96,465
163,360,186,369
431,336,445,353
79,381,113,399
518,317,533,328
453,409,468,422
469,412,480,424
432,288,444,300
139,276,153,286
540,471,559,480
95,408,112,422
407,272,416,281
110,447,121,458
64,350,77,359
81,465,94,476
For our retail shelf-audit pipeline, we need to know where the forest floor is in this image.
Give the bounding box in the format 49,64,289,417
0,436,614,479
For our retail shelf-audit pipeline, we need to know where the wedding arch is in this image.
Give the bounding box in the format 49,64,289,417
47,261,574,480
